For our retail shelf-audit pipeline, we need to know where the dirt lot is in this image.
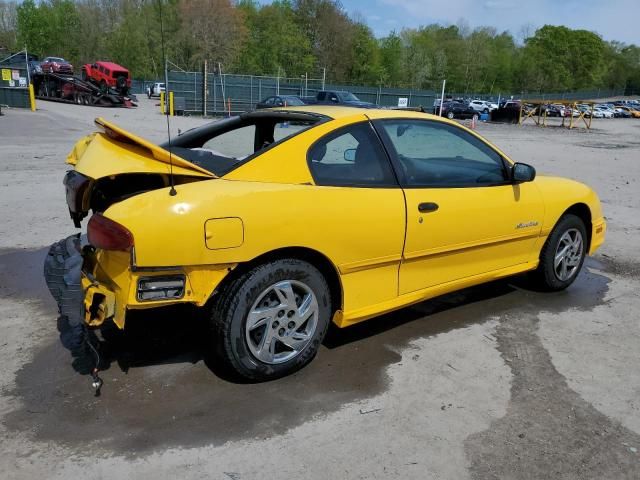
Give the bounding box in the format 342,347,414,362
1,98,639,479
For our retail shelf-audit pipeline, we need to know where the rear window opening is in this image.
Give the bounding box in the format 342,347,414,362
164,112,327,176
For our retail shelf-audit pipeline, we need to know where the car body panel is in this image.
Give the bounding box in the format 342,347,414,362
400,183,544,293
60,106,606,330
67,118,215,179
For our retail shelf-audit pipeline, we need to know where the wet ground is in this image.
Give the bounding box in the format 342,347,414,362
1,101,639,479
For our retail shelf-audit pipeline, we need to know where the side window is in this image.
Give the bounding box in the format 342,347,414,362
380,120,507,187
307,123,396,187
264,97,274,106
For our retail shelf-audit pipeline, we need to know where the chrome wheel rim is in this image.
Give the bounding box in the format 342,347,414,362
554,228,583,281
245,280,319,365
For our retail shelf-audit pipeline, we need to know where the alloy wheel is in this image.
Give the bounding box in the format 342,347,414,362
245,280,319,364
554,228,583,281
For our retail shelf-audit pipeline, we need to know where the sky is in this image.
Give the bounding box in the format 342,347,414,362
286,0,639,45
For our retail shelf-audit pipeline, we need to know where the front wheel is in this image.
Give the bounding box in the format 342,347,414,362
532,214,587,291
210,259,332,381
446,111,454,119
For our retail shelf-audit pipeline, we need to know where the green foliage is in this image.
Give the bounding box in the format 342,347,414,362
4,0,639,95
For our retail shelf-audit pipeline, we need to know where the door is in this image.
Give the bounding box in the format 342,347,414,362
305,121,406,312
375,119,544,295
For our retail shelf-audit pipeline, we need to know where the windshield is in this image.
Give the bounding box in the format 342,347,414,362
49,57,65,62
338,91,360,102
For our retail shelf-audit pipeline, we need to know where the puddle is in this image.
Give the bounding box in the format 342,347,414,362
1,248,612,456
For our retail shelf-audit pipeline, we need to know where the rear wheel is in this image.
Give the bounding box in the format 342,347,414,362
532,214,587,291
447,111,454,119
210,259,331,381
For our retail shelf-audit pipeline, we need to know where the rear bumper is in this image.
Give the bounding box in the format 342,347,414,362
45,235,233,329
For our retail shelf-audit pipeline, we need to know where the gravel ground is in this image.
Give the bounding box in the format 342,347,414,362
0,98,639,479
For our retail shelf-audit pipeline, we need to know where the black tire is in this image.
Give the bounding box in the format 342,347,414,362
210,258,332,381
532,214,587,291
100,80,107,93
446,111,454,119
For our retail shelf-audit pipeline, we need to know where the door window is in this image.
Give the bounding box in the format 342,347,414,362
307,123,396,187
379,120,508,187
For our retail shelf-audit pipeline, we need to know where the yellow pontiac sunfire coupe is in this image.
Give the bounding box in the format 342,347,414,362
46,106,605,380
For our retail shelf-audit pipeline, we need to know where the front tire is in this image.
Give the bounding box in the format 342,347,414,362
447,111,454,119
533,214,587,291
210,259,331,381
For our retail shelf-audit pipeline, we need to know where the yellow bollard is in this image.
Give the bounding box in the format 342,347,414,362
28,83,36,111
160,91,165,114
169,91,174,116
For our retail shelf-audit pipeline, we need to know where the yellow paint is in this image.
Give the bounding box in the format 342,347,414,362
169,91,174,116
28,83,36,111
67,107,606,329
205,217,244,249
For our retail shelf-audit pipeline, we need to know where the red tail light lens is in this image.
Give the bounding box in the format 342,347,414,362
87,213,133,251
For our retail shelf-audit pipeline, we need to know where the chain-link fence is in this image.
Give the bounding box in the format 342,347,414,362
161,68,626,115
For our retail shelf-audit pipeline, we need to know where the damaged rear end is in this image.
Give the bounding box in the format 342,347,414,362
45,118,215,330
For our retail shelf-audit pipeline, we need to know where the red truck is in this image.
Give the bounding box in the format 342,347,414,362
81,61,131,94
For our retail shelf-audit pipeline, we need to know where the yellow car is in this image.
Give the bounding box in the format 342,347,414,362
45,106,605,380
615,105,640,118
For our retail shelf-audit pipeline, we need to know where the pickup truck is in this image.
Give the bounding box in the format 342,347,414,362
303,90,375,108
146,82,165,98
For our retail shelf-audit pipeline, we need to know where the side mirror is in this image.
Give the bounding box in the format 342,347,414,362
512,162,536,183
344,148,356,162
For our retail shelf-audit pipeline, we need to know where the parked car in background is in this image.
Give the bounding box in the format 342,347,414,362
40,57,73,75
82,61,131,94
593,107,613,118
616,106,640,118
439,100,478,120
255,95,305,109
306,90,375,108
146,82,165,98
469,99,498,113
28,59,42,76
614,107,632,118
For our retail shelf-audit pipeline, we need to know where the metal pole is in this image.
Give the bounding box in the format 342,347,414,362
203,60,207,116
164,59,169,114
322,68,326,90
438,79,446,117
24,47,31,86
305,72,308,97
276,67,280,96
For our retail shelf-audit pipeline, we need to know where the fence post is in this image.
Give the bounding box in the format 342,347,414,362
203,60,208,116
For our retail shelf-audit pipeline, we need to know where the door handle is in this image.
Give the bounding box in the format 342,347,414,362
418,202,439,213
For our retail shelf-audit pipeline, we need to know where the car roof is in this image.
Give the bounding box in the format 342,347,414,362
96,61,128,71
267,105,448,121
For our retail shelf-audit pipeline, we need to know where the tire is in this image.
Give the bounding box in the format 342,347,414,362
100,80,107,93
446,111,454,119
210,258,332,381
532,214,587,291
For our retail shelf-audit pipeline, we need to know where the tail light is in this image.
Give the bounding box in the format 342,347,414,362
88,213,133,251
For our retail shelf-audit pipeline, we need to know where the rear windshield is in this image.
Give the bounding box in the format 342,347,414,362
164,115,324,176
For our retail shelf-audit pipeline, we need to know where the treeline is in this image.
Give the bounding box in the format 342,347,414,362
1,0,639,94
